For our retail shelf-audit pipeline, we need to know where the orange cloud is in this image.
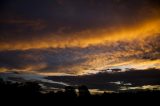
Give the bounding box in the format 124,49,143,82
0,18,160,51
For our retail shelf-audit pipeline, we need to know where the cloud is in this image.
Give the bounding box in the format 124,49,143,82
0,18,46,29
46,68,160,91
0,19,160,51
0,18,46,35
0,33,159,75
0,0,160,50
0,0,160,75
0,48,87,74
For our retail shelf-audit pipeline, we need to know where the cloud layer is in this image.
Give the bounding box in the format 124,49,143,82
0,0,160,50
0,0,160,75
0,34,159,75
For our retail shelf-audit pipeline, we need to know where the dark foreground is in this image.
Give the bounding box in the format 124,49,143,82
0,78,160,104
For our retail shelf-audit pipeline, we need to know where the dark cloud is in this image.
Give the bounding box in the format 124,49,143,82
0,48,87,73
0,0,160,75
46,68,160,91
0,0,160,42
0,34,159,74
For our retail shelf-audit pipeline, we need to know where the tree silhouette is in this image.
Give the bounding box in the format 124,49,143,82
64,86,77,97
0,77,160,101
78,85,91,97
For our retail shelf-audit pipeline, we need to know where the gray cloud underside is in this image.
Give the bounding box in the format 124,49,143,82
0,34,159,74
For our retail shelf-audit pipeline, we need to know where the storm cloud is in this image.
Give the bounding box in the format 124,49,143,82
0,0,160,75
0,0,160,50
0,34,159,75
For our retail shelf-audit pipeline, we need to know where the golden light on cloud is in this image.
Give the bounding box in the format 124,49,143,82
75,59,160,75
0,18,160,51
0,68,8,73
120,85,160,91
0,15,160,75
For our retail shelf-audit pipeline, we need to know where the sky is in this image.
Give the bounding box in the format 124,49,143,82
0,0,160,75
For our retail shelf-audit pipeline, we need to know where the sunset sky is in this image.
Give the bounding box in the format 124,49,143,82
0,0,160,76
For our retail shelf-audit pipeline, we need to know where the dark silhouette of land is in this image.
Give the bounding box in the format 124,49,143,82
0,78,160,101
0,68,160,104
